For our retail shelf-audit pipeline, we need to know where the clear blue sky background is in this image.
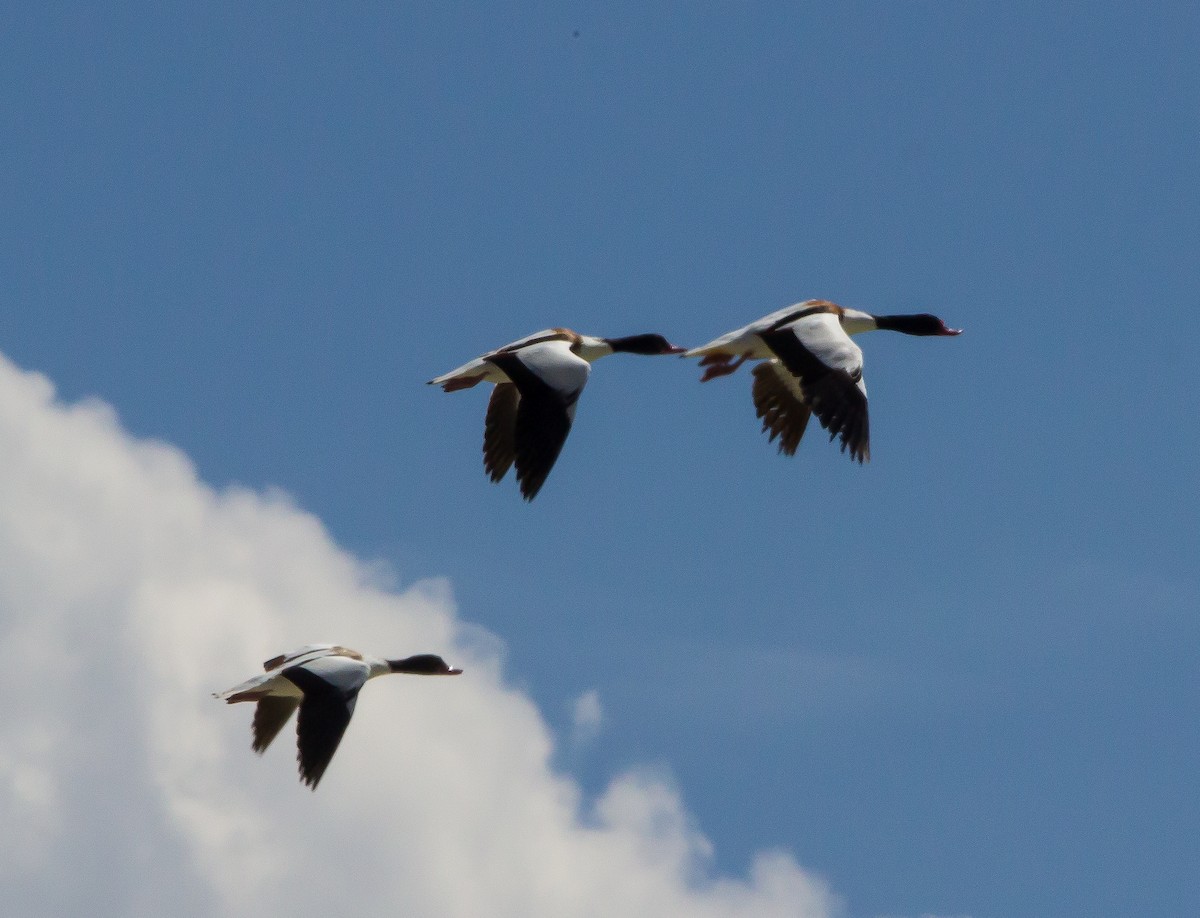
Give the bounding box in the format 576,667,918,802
3,3,1198,916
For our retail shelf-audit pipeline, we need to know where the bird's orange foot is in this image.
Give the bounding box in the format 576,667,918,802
699,355,746,381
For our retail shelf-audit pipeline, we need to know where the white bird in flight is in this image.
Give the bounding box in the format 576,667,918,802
430,327,685,499
215,644,462,789
686,301,961,462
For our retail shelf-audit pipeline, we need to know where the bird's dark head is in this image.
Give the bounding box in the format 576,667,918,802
605,333,687,355
388,654,463,675
874,313,963,336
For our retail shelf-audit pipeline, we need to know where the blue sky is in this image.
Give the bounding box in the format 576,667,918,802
2,3,1198,916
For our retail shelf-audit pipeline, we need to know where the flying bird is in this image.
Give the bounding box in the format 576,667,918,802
429,328,686,499
215,644,462,789
685,301,961,462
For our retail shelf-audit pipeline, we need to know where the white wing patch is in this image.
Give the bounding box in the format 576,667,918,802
784,312,864,381
299,655,372,695
513,340,591,401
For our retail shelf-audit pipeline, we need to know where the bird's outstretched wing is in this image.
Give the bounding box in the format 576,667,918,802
760,313,870,463
251,697,300,754
488,341,590,499
483,382,519,482
751,361,811,455
280,656,371,789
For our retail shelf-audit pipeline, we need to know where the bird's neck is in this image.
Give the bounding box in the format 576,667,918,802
872,313,949,336
575,336,615,362
839,308,880,336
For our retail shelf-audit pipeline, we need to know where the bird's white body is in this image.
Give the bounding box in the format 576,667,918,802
684,304,804,359
685,303,877,361
214,644,387,703
427,329,611,391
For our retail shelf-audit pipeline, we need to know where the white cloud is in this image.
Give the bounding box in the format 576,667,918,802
569,689,603,746
0,353,840,918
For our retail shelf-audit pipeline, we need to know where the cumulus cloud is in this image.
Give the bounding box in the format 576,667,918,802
0,353,840,918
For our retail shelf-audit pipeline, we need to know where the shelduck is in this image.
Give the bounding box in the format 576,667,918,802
429,328,685,499
685,301,961,462
215,644,462,789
